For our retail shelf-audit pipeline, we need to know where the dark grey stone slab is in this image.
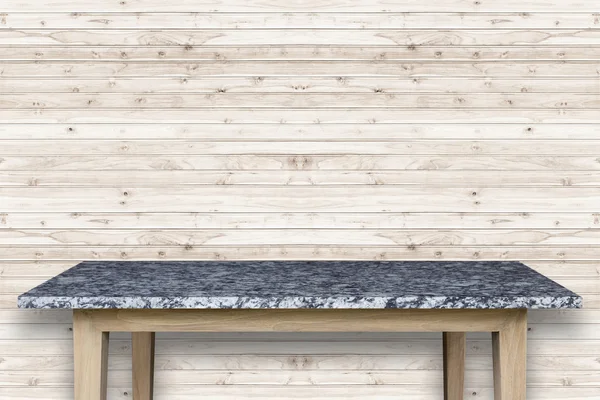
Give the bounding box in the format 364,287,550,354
17,261,582,309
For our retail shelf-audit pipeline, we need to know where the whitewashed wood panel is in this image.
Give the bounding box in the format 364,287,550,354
0,386,597,400
2,123,599,140
4,46,600,62
3,29,600,46
2,246,600,262
2,0,599,12
3,93,600,109
3,155,599,170
2,369,599,387
3,13,599,29
2,212,600,230
2,77,600,94
1,171,599,187
1,352,600,371
5,109,600,124
4,229,600,246
2,321,599,341
3,140,600,155
2,335,600,356
2,61,599,77
1,1,598,399
3,187,600,212
3,386,600,400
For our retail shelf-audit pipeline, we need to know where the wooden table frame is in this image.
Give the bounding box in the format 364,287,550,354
73,308,527,400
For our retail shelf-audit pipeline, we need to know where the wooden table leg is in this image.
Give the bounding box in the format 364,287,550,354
73,311,109,400
443,332,466,400
73,308,519,400
492,309,527,400
132,332,156,400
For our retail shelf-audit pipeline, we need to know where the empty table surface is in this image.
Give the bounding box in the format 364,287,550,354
18,260,582,310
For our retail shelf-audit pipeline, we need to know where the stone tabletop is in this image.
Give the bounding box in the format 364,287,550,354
18,261,582,310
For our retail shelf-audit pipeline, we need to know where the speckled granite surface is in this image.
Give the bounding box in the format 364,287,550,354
18,261,582,310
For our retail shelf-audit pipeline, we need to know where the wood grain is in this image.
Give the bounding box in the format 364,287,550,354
1,123,599,140
2,246,600,262
2,0,599,12
3,139,600,155
83,309,513,333
132,332,155,400
3,13,599,29
5,109,600,124
3,93,600,109
443,332,466,400
2,212,600,229
1,2,598,399
72,311,109,400
492,309,528,400
2,61,599,78
3,155,600,171
2,369,600,387
2,170,600,187
3,186,600,212
4,47,600,62
4,228,600,246
3,77,600,93
3,29,600,46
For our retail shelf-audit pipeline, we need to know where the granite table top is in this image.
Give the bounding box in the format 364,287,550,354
17,261,582,310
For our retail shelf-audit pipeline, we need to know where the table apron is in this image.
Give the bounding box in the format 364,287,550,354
73,308,525,333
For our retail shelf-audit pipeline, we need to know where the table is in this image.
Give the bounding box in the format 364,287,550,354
18,260,582,400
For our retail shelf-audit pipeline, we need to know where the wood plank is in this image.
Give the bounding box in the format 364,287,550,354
2,212,600,230
3,139,600,156
3,77,600,94
2,321,600,340
3,29,600,46
2,170,600,187
1,336,599,357
82,309,513,332
443,332,465,400
4,386,600,400
3,13,599,30
0,2,598,397
2,351,600,371
2,246,600,262
527,262,600,277
1,123,599,140
2,187,600,212
3,93,600,109
2,335,600,356
4,109,600,124
1,369,600,388
72,311,109,400
3,323,593,346
492,310,527,400
2,155,599,171
0,262,77,277
2,0,599,12
1,61,599,77
132,332,155,400
4,228,600,246
5,46,600,62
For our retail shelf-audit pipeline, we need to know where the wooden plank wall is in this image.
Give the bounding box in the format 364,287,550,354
1,1,599,399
